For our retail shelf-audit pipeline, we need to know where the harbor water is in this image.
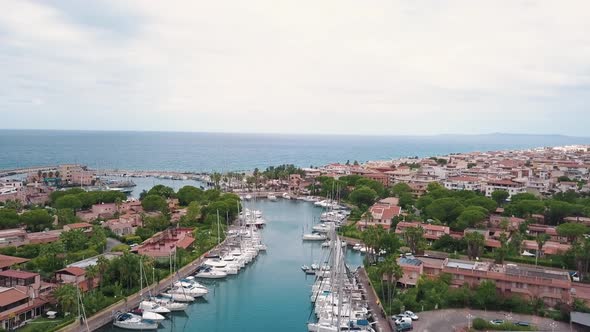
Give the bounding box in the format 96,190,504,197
101,199,364,332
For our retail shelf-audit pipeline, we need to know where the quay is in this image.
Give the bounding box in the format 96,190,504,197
357,267,394,332
58,239,229,332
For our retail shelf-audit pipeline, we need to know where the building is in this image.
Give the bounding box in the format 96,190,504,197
63,222,93,233
0,270,49,330
136,228,195,260
443,259,572,306
0,255,29,271
485,179,526,198
59,164,95,186
0,229,27,248
395,222,450,241
55,267,98,292
443,176,482,191
358,203,401,230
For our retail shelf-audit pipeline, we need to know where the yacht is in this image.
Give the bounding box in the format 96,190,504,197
138,300,171,315
267,194,278,201
282,192,291,200
160,292,195,302
302,233,328,241
167,284,207,297
195,266,228,279
149,297,188,311
244,194,252,200
113,312,159,330
137,310,165,323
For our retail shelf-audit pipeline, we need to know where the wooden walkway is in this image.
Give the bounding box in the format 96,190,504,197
357,267,394,332
59,240,228,332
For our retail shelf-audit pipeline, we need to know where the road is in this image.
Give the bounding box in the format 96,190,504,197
357,267,394,332
412,309,579,332
105,237,122,252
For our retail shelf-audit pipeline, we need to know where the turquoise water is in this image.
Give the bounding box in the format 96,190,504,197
3,130,589,172
102,199,364,332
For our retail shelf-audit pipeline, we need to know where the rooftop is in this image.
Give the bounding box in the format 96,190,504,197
0,269,38,279
0,254,29,270
0,287,28,307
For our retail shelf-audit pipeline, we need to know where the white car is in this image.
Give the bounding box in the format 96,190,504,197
403,311,419,321
394,316,412,325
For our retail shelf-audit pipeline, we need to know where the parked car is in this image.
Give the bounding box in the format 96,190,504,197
395,321,413,331
394,316,412,325
570,271,580,282
490,319,505,325
403,311,419,320
515,321,531,327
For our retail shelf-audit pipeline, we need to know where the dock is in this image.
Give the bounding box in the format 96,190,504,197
357,267,394,332
59,239,229,332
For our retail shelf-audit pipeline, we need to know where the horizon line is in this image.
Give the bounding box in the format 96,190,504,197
1,128,589,139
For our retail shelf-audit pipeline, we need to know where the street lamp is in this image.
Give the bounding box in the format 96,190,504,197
505,312,512,323
466,313,473,329
549,321,557,332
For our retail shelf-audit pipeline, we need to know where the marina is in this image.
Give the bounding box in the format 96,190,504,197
96,199,364,332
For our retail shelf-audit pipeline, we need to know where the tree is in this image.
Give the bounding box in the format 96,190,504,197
510,193,538,202
556,223,589,243
20,209,53,232
349,186,378,208
54,284,78,315
545,200,575,225
144,215,170,232
0,209,20,230
535,233,550,264
424,198,464,224
398,193,415,210
494,233,509,264
509,232,524,256
141,195,168,213
465,231,485,260
85,265,99,291
56,208,77,225
452,206,487,231
464,196,497,213
503,200,545,218
474,280,498,310
55,194,83,210
3,200,23,212
571,238,590,280
89,226,107,252
146,185,176,198
491,190,509,206
381,256,403,310
355,178,386,197
432,234,466,253
96,256,110,289
402,226,425,254
177,186,204,205
60,230,87,252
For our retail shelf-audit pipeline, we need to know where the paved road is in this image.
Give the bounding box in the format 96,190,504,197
105,237,122,252
358,267,394,332
412,309,579,332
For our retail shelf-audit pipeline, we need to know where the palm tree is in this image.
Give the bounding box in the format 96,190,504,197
85,265,98,291
573,238,590,280
465,231,485,260
96,256,109,289
54,284,77,315
382,256,403,311
535,233,550,265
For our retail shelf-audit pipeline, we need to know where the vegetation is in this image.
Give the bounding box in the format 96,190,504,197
472,318,535,331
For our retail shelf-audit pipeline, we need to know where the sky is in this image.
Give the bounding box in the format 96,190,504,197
1,0,589,136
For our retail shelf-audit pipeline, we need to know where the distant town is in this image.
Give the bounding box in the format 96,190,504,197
1,144,590,331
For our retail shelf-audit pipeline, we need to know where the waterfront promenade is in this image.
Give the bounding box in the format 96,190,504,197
358,267,393,332
59,239,228,332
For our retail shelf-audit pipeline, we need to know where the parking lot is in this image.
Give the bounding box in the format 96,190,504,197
397,309,579,332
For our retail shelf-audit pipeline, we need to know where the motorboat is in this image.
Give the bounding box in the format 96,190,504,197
113,312,159,330
137,310,165,323
267,194,278,201
160,292,195,302
302,233,328,241
149,297,188,311
282,193,291,200
167,285,208,297
195,266,227,279
138,300,170,314
244,194,252,200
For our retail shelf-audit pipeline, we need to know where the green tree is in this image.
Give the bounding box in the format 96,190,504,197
141,195,168,213
349,186,378,207
85,264,99,291
177,186,204,205
491,190,509,206
464,196,497,213
432,234,466,253
556,222,589,243
535,233,550,262
424,198,464,224
56,208,78,225
3,200,23,212
146,185,176,198
89,226,107,252
571,238,590,279
54,194,83,210
465,231,485,260
494,233,509,264
504,200,546,218
452,206,488,231
0,209,20,229
510,193,539,202
20,209,53,232
474,281,498,310
144,215,170,232
402,225,425,254
54,284,78,315
60,230,87,252
545,200,575,225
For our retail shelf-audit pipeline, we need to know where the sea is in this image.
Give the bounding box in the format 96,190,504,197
2,129,589,172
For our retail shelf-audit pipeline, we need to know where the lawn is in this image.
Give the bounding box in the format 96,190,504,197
18,316,75,332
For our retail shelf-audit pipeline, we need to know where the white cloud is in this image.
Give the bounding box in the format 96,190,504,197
0,0,589,135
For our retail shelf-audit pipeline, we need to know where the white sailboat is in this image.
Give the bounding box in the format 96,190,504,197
113,312,159,330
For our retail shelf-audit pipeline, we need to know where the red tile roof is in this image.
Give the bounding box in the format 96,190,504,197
0,255,29,270
65,222,93,229
0,270,38,279
56,267,86,277
0,288,28,307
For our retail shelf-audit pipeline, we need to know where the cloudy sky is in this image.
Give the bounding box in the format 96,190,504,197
1,1,589,135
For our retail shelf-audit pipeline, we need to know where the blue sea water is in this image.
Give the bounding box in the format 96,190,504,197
99,199,364,332
1,130,589,172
